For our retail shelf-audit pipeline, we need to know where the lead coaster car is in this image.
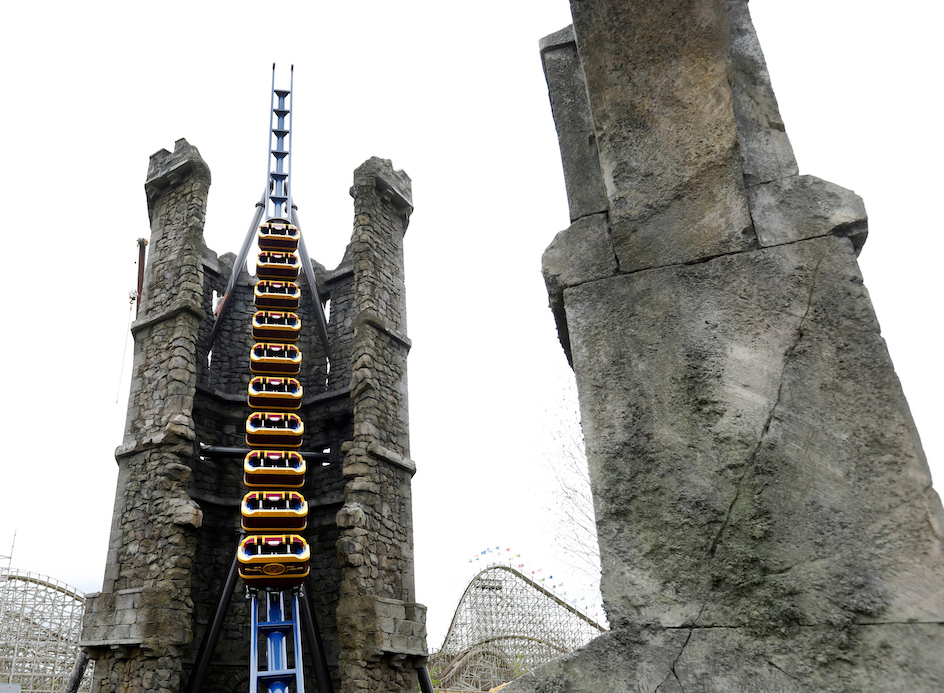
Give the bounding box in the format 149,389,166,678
238,534,310,587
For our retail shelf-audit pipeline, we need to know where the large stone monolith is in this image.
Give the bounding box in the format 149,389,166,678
514,1,944,690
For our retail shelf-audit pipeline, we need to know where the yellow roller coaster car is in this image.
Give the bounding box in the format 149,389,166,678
238,534,310,587
258,220,299,252
248,376,303,410
254,281,301,310
256,251,300,281
241,491,309,531
246,412,304,448
251,311,301,342
244,450,306,489
250,343,302,376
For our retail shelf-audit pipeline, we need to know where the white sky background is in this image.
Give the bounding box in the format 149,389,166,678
0,0,940,651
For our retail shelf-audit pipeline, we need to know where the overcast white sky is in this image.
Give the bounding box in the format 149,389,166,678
0,1,940,650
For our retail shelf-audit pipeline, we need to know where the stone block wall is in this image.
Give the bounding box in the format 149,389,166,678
80,141,426,693
511,1,944,691
335,159,427,693
80,139,208,693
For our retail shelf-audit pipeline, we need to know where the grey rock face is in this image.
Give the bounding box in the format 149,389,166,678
748,174,868,253
540,25,608,223
727,0,798,187
517,623,944,692
542,212,616,362
568,235,943,632
521,0,944,689
569,0,755,273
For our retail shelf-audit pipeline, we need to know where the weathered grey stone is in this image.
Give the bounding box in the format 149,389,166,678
540,25,608,222
728,0,798,187
538,24,574,53
543,213,617,295
569,0,755,272
566,235,944,632
512,623,944,692
144,138,211,219
542,212,617,362
748,174,868,253
527,1,944,688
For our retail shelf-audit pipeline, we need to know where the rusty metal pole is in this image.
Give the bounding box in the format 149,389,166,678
135,238,148,316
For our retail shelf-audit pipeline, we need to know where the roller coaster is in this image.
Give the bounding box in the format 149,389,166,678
0,569,93,693
429,565,606,691
183,65,435,693
194,63,320,693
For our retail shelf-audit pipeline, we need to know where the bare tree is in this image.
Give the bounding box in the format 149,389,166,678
542,375,603,615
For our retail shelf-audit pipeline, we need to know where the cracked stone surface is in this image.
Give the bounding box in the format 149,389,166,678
561,235,944,635
514,623,944,692
516,0,944,689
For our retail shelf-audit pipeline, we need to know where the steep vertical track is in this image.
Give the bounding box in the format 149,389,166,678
235,65,310,693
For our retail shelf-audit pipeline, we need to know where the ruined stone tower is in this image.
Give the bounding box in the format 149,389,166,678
511,0,944,690
79,140,427,693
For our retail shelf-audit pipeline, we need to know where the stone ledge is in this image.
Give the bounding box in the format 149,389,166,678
539,24,575,54
131,296,207,336
115,414,195,458
320,260,355,288
188,488,239,507
304,386,352,407
80,585,193,650
352,157,413,213
542,213,619,365
367,442,417,475
193,383,245,403
376,177,413,216
78,637,145,650
351,157,414,230
336,595,428,659
309,491,345,509
201,245,221,274
747,174,868,254
357,311,412,350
